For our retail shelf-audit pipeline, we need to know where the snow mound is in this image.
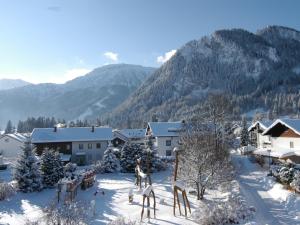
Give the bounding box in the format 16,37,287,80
267,183,291,202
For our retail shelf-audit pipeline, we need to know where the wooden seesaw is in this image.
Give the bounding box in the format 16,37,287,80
173,147,191,217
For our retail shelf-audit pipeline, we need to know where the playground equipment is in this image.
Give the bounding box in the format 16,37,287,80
173,147,191,217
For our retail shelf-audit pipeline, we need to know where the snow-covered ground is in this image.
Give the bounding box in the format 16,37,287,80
2,154,300,225
1,167,202,225
232,153,300,225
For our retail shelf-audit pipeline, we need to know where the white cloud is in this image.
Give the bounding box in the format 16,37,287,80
157,49,177,64
104,51,118,62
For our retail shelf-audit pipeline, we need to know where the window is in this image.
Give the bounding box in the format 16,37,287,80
96,143,101,149
166,140,171,146
88,143,92,149
290,141,294,148
166,150,172,156
66,144,71,150
79,143,84,149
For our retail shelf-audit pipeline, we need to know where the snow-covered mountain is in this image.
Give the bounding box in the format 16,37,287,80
0,64,155,127
109,26,300,127
0,79,31,90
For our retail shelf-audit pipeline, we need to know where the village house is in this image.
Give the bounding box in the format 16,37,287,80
146,121,183,157
253,119,300,163
112,128,146,147
248,120,273,148
0,133,28,158
31,126,112,165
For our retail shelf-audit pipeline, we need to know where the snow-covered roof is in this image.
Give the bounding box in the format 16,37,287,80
31,127,112,143
263,119,300,136
117,129,146,139
253,148,300,158
0,133,28,142
248,120,273,132
147,122,183,137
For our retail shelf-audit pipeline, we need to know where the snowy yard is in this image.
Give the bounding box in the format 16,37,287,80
0,167,202,225
1,153,300,225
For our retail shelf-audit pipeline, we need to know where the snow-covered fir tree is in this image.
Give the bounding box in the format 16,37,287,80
103,145,119,173
13,140,43,192
240,117,249,146
141,136,164,172
41,149,64,187
120,143,143,173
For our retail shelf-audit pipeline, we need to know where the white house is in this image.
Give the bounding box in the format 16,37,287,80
253,119,300,163
0,133,28,158
31,126,113,165
248,120,273,148
112,129,146,147
146,121,183,157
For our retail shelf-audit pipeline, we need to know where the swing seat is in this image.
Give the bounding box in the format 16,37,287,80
142,185,153,196
174,180,185,190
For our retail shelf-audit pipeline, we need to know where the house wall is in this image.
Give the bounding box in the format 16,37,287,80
271,136,300,155
0,137,23,158
154,136,180,156
257,133,271,148
72,141,109,165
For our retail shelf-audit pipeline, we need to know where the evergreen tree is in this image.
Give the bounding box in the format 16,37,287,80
240,117,249,146
103,146,119,173
120,144,143,173
5,120,13,134
41,149,64,187
13,140,43,192
142,136,164,172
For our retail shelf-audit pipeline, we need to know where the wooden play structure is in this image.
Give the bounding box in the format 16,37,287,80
135,158,148,189
173,147,191,217
57,169,96,203
136,154,156,221
81,170,96,190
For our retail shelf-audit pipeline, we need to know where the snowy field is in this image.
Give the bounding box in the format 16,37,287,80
1,154,300,225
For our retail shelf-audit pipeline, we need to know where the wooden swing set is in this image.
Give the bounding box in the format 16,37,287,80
135,155,156,221
173,147,191,217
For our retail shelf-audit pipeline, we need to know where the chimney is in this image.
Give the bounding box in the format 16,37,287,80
54,126,57,132
91,126,95,132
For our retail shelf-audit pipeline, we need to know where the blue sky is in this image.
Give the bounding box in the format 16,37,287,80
0,0,299,84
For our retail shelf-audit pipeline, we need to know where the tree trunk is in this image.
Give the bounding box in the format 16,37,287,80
196,182,200,200
199,187,205,200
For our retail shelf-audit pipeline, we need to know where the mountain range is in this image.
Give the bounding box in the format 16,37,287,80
0,79,31,90
0,64,155,128
108,26,300,127
2,25,300,129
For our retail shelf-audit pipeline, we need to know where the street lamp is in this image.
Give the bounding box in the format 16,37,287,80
267,149,272,176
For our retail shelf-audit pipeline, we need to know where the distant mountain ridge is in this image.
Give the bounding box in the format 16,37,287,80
0,79,31,90
0,64,155,127
109,26,300,127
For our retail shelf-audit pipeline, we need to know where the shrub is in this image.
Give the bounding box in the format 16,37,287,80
108,217,137,225
290,171,300,192
0,182,15,201
92,161,105,174
278,167,294,184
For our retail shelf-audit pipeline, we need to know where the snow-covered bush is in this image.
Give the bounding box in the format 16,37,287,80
192,195,255,225
0,182,15,201
278,167,294,184
13,141,43,192
92,160,105,174
41,149,64,187
290,171,300,192
103,147,119,173
43,201,89,225
108,217,137,225
64,163,77,174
